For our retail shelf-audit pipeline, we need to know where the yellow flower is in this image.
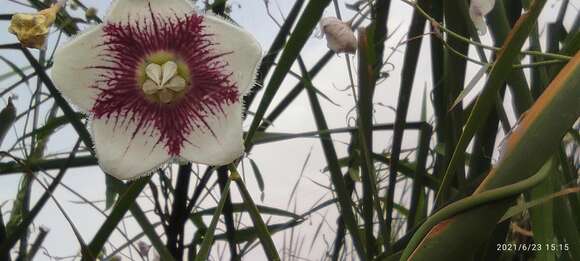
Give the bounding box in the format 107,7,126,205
8,3,62,49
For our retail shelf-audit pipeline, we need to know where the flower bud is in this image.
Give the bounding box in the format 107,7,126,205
8,4,61,49
137,241,151,256
320,17,357,54
469,0,495,35
85,7,98,22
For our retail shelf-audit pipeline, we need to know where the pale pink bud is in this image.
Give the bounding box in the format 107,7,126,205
320,17,357,54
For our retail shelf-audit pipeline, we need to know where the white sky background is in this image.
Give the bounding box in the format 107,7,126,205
0,0,576,260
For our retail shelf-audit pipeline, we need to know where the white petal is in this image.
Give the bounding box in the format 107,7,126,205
203,15,262,95
91,117,171,180
165,76,186,92
51,25,105,112
105,0,195,23
161,61,178,86
145,63,162,85
180,102,244,166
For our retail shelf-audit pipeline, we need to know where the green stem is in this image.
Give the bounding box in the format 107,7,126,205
399,0,571,61
84,177,150,260
217,166,239,260
129,205,175,261
166,163,192,258
195,176,232,261
228,164,280,261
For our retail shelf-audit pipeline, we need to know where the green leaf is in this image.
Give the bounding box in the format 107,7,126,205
501,187,580,222
0,156,97,175
528,158,556,261
392,203,409,217
0,66,32,83
300,58,366,258
20,48,95,154
356,27,385,255
450,63,490,110
554,187,580,260
130,205,175,261
193,203,299,219
244,0,306,108
0,140,82,255
437,0,548,204
0,98,16,147
229,165,281,260
409,41,580,260
214,220,302,243
0,56,29,85
15,113,84,144
249,159,265,201
85,177,150,259
5,175,32,236
244,0,333,149
195,177,231,261
408,87,433,230
378,1,430,245
105,175,120,210
0,207,8,261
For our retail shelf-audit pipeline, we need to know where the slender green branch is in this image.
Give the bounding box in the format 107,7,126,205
195,176,232,261
217,166,239,260
0,139,81,255
228,164,281,261
399,0,572,61
166,163,192,258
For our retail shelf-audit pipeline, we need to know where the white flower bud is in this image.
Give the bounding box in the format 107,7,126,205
469,0,496,35
320,17,357,54
85,7,98,21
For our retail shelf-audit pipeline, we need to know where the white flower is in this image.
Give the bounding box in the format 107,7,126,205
469,0,496,35
319,17,357,54
51,0,262,180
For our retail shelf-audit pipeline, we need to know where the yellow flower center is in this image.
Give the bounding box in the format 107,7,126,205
138,52,190,104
